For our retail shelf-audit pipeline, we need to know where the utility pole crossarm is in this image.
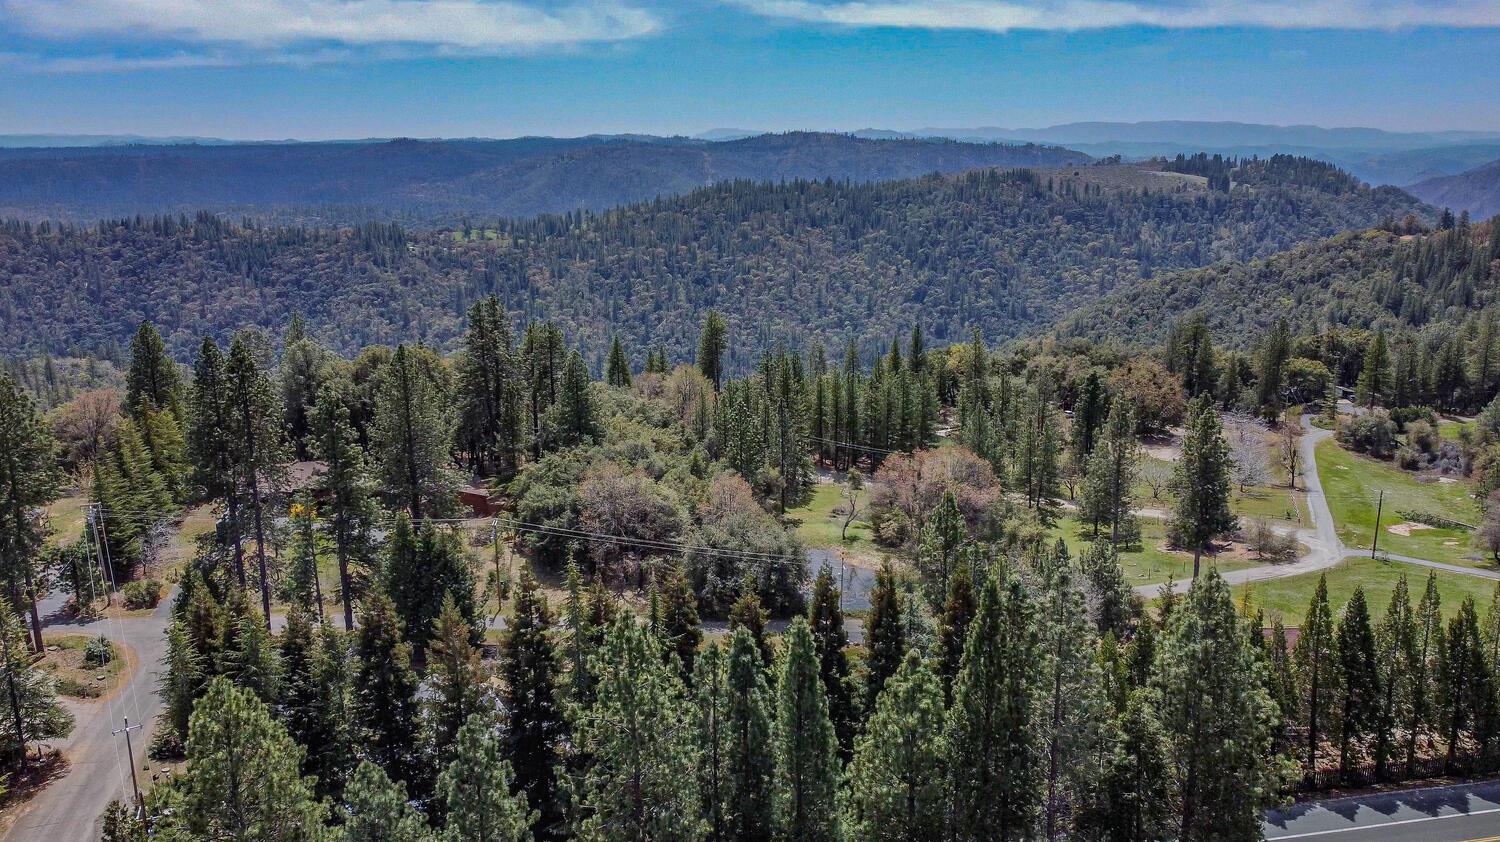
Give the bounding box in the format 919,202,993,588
112,717,145,817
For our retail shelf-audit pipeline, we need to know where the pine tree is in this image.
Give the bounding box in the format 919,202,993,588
1081,541,1133,639
440,713,534,842
375,343,457,519
1336,587,1381,779
424,595,490,773
1036,559,1114,839
772,618,841,842
188,337,244,585
1081,400,1141,549
572,615,705,841
502,573,565,833
99,799,145,842
284,495,324,618
1265,617,1299,754
722,628,775,841
936,557,977,702
693,641,731,839
1013,378,1062,522
1170,396,1236,578
699,311,728,392
1151,570,1278,841
915,490,965,608
729,580,774,669
456,296,523,477
606,335,632,388
0,602,72,766
1256,318,1292,420
1438,597,1495,773
226,333,288,626
1082,690,1177,842
279,333,329,461
385,516,478,658
221,593,282,704
279,613,351,797
312,385,379,630
863,563,906,710
352,591,422,787
125,320,182,419
520,321,566,459
1356,331,1393,409
1070,368,1109,463
946,566,1040,842
1373,575,1416,781
0,373,60,652
806,565,855,754
659,564,702,678
555,350,598,448
1294,574,1339,786
1406,572,1444,778
842,650,948,841
341,760,431,842
165,677,325,840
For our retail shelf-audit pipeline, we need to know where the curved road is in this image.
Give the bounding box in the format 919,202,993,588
6,593,172,842
1265,779,1500,840
1139,416,1345,596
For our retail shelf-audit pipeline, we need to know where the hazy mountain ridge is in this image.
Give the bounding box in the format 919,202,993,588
0,158,1426,368
0,132,1087,224
1408,158,1500,220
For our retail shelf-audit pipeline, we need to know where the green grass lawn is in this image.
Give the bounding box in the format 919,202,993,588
1233,556,1499,624
45,494,89,546
1233,485,1309,527
1049,515,1259,587
1315,438,1483,568
785,482,877,555
1437,418,1474,440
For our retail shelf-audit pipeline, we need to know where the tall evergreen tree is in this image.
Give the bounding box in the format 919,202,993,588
1151,570,1279,841
1373,575,1416,782
720,628,776,842
375,343,457,519
385,515,478,657
311,385,379,630
188,337,244,586
440,713,534,842
456,296,523,477
125,320,182,419
936,558,977,702
606,335,632,388
1256,318,1293,420
226,333,287,625
1438,597,1495,773
699,311,728,392
1081,400,1141,549
0,373,59,651
1170,396,1236,578
659,564,703,678
1083,690,1177,842
842,650,948,841
572,614,705,841
424,595,490,774
946,566,1040,842
806,565,855,754
863,563,906,711
0,602,72,768
1356,331,1393,409
1406,572,1444,778
772,618,841,842
341,760,431,842
279,333,329,461
163,677,325,840
555,350,598,448
915,490,966,608
1294,574,1339,786
502,572,565,834
1336,587,1381,779
352,591,422,787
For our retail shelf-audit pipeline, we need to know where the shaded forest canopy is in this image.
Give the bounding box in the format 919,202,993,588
0,158,1429,372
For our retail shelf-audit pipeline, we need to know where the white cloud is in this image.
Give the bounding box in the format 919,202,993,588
1,0,661,51
734,0,1500,31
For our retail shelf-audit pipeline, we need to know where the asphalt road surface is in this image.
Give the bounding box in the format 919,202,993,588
1265,779,1500,841
6,590,172,842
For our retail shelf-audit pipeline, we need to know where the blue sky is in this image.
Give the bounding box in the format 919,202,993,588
1,1,1498,138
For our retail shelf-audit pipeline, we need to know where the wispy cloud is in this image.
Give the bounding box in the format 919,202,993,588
0,0,662,65
734,0,1500,31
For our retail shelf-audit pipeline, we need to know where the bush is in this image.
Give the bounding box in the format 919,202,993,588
1243,519,1298,562
83,634,115,668
121,578,163,610
1337,412,1398,458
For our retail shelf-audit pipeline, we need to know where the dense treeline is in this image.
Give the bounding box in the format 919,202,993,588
1063,215,1500,349
0,159,1426,372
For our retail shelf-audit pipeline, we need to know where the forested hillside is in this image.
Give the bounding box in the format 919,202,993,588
0,158,1426,370
1060,214,1500,346
0,132,1087,224
1408,156,1500,220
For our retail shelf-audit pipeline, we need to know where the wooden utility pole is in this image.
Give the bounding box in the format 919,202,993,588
112,717,144,816
1370,490,1385,559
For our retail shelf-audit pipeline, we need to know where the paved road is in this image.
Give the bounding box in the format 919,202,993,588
1139,417,1346,596
1265,779,1500,840
6,592,173,842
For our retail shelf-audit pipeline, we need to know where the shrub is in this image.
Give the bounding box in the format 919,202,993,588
1337,412,1398,458
83,634,115,668
121,578,163,610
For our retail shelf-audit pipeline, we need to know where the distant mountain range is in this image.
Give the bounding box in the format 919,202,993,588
1408,158,1500,221
0,132,1086,224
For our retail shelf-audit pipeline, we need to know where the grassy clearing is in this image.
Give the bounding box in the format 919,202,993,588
1049,515,1259,587
1315,438,1483,568
1233,556,1499,624
1233,485,1309,527
785,482,877,556
45,494,89,547
40,633,127,698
